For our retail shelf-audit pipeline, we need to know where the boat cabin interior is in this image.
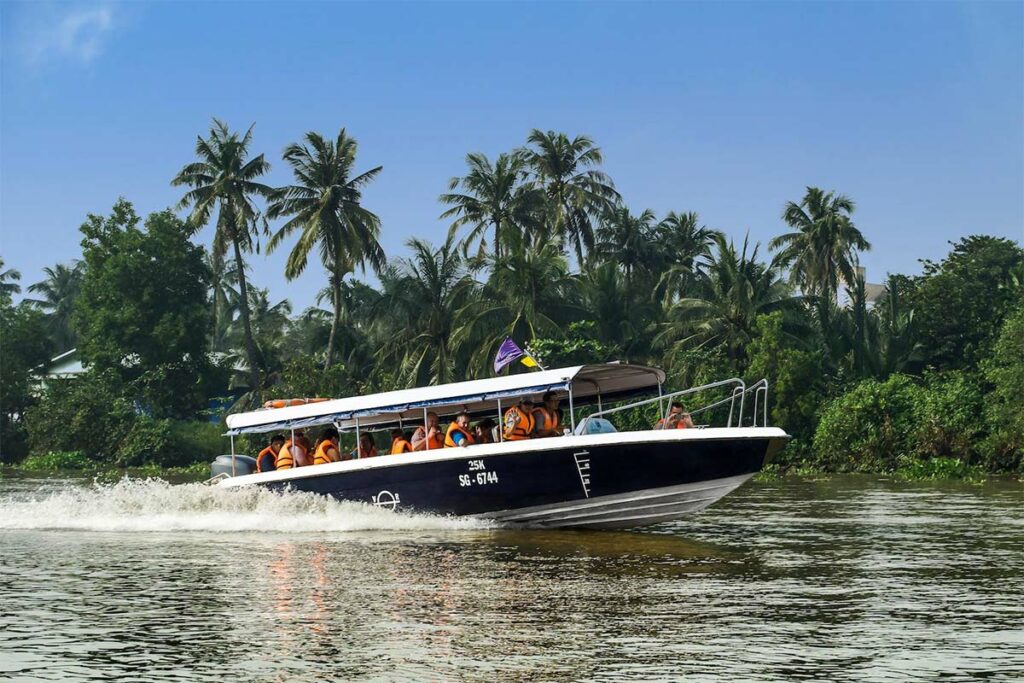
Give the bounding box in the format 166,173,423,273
223,363,772,457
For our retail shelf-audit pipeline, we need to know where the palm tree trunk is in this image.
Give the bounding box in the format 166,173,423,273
325,277,341,370
232,238,262,397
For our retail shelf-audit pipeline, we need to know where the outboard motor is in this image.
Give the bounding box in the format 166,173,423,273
210,455,257,478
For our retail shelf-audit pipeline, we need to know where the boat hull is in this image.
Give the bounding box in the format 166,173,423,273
227,429,786,529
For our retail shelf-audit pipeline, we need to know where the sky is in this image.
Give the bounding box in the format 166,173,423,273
2,0,1022,310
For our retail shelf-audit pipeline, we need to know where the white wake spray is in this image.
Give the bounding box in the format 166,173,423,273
0,478,494,533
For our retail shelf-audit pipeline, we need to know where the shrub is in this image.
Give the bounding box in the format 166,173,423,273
913,371,985,462
113,416,174,467
980,301,1024,472
812,375,925,472
894,456,986,481
170,421,228,462
19,450,92,471
26,369,136,462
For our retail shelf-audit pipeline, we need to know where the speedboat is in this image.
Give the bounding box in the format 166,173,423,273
214,364,788,529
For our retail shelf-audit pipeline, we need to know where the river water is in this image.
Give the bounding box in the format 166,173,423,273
0,474,1020,682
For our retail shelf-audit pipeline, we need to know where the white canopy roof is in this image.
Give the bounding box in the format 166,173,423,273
225,363,666,435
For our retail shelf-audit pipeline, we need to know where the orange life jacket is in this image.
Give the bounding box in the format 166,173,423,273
413,426,444,450
390,438,413,455
656,416,689,430
444,423,475,448
532,407,561,435
256,446,277,473
312,439,338,466
503,406,535,441
353,445,379,459
276,442,295,470
278,437,309,469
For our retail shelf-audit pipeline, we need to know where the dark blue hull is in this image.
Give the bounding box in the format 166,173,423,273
250,431,786,529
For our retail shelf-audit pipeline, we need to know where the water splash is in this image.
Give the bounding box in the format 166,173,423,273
0,478,493,533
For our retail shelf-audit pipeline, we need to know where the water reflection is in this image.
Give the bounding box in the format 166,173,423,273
0,475,1020,681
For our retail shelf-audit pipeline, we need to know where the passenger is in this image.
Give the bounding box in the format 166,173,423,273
278,430,312,469
655,402,695,430
532,392,563,438
411,412,444,451
312,427,342,465
390,429,413,455
444,412,475,448
473,418,496,444
256,434,285,473
502,397,536,441
352,432,379,459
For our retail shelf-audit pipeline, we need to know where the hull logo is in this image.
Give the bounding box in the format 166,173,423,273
372,490,401,510
573,451,591,498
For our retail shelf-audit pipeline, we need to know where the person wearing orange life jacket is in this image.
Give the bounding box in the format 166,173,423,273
531,392,563,438
352,432,379,459
390,429,413,455
503,397,536,441
277,430,312,470
444,412,476,448
473,418,496,444
256,434,286,473
312,427,344,466
655,402,695,430
412,412,444,451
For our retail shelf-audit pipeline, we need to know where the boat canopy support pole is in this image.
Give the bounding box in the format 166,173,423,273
496,399,503,442
568,383,576,433
657,382,665,421
423,408,429,451
230,434,236,476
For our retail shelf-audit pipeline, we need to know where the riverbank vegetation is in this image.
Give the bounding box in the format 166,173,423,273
2,122,1021,477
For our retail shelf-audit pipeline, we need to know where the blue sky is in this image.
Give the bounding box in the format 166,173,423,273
2,1,1021,310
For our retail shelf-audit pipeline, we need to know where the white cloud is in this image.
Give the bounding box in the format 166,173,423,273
15,2,117,67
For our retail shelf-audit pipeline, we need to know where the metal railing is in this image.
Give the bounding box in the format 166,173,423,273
576,377,771,433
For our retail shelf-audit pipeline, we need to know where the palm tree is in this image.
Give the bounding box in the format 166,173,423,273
594,207,658,288
204,250,241,353
440,151,541,259
658,234,800,366
172,119,274,394
580,261,658,360
522,129,620,264
771,187,871,302
455,232,582,375
267,128,385,369
26,261,83,351
0,257,21,301
224,286,292,397
656,212,722,300
374,237,475,386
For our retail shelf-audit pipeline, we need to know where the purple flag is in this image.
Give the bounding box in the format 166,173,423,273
493,337,526,373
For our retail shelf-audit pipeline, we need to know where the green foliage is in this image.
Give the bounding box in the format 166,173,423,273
170,421,228,462
114,417,175,468
913,371,985,462
813,375,925,472
19,450,91,471
908,235,1024,371
7,125,1022,476
746,312,824,461
277,356,354,399
812,372,988,473
0,301,55,462
25,370,219,468
894,457,986,482
76,200,211,418
26,369,137,462
981,301,1024,471
529,322,619,367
